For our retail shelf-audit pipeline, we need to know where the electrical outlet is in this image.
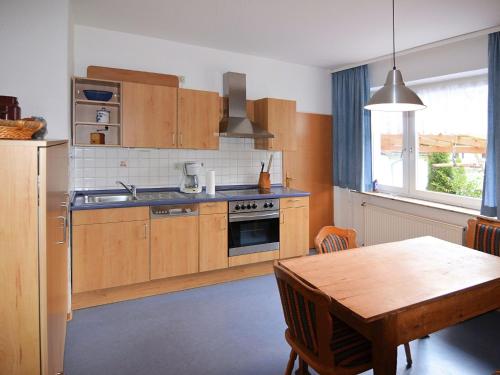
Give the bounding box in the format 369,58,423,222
120,160,127,167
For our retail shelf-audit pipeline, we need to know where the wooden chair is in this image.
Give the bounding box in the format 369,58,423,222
313,226,414,368
274,262,373,375
466,217,500,256
314,226,358,254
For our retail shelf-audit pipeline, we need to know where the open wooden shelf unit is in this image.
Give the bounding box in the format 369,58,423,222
72,77,122,147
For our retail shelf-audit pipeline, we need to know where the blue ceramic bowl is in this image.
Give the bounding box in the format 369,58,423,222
83,90,113,102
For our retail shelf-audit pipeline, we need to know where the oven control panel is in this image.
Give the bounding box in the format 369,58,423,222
228,198,279,213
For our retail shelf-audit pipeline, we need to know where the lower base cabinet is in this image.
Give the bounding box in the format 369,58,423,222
72,207,150,293
280,197,310,259
199,202,228,272
71,197,310,296
151,215,199,279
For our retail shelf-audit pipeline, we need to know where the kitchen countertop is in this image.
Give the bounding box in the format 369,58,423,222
71,185,310,211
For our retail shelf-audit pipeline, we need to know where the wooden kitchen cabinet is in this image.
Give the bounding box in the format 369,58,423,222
254,98,297,151
199,202,228,272
0,141,69,375
177,88,220,149
280,197,309,259
151,215,199,279
122,81,178,148
72,207,150,293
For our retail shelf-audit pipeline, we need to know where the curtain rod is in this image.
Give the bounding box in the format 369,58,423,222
329,25,500,73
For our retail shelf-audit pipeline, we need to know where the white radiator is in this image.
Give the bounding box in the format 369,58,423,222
363,204,465,246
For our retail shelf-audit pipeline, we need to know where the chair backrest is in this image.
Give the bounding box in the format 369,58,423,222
314,226,358,254
274,262,334,368
466,217,500,256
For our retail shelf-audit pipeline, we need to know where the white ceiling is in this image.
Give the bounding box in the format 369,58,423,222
72,0,500,69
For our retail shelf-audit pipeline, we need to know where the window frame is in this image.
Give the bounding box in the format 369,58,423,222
373,112,410,196
372,105,483,211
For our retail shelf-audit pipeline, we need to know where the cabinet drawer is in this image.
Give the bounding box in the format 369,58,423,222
199,201,227,215
280,196,309,209
72,206,149,225
228,250,280,267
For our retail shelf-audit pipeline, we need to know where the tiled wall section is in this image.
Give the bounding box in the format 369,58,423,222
70,138,282,191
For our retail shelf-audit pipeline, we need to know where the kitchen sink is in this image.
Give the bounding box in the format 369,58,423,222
83,191,186,204
84,194,134,204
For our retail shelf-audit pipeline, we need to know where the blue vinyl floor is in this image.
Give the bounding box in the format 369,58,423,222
65,275,500,375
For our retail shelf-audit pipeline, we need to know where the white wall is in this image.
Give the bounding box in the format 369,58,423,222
0,0,72,139
370,35,488,87
74,25,331,115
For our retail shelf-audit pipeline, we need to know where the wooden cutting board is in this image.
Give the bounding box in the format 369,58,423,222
87,66,179,87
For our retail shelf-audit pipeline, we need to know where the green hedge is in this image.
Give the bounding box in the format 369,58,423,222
427,152,481,198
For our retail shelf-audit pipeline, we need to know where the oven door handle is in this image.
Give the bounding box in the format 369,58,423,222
229,211,279,222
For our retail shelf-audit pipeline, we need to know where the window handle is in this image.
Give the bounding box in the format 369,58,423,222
400,147,407,159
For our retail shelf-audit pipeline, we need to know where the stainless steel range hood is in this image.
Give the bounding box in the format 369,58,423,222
219,72,274,139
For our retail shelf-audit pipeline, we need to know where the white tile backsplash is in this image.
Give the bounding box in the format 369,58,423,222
70,138,282,191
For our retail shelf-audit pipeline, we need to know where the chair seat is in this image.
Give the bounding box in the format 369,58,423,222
330,316,372,369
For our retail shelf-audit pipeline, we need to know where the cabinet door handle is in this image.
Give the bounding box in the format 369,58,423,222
172,132,176,146
143,223,148,240
220,216,226,230
280,213,284,224
56,215,67,244
179,132,183,146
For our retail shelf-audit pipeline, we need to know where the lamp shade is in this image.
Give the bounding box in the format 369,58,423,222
365,69,426,111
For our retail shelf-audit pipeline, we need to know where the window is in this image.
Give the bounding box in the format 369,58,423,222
371,72,488,209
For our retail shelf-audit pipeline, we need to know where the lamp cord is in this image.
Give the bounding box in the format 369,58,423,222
392,0,396,70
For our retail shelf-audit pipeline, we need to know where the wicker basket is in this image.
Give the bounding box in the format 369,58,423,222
0,118,45,140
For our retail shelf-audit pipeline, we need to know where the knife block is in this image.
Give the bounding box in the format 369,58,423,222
258,172,271,192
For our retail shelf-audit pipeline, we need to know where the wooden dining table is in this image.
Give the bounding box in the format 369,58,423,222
278,236,500,374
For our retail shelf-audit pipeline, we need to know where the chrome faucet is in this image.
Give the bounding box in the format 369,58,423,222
116,181,137,200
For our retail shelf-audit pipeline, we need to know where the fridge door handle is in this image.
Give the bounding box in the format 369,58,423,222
56,215,67,244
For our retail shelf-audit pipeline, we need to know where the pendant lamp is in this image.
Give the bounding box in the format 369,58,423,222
365,0,426,111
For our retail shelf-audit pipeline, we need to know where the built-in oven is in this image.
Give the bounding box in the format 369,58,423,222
228,198,280,257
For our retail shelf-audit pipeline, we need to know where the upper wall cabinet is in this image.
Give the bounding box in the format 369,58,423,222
254,98,297,151
177,88,220,150
122,82,178,148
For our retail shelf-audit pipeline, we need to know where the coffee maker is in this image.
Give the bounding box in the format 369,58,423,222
180,162,203,194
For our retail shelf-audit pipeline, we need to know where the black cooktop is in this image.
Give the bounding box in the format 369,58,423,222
220,189,274,196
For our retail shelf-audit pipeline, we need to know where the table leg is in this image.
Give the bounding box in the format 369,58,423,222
372,316,398,375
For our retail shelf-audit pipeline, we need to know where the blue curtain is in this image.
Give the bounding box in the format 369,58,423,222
481,32,500,218
332,65,372,191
